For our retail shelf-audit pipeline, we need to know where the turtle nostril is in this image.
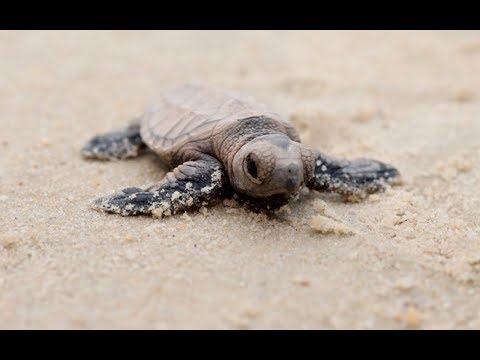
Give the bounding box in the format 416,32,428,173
286,164,299,177
285,164,301,192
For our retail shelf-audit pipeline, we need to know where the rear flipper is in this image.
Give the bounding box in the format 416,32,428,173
307,151,401,201
92,158,226,216
81,119,145,160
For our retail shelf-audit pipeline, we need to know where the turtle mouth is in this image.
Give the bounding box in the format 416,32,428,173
286,178,298,192
243,187,298,200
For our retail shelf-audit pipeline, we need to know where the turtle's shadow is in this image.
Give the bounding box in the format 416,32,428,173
143,148,170,172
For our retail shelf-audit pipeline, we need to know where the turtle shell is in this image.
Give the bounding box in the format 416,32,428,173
139,83,283,161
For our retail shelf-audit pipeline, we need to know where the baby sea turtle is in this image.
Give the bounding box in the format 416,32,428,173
82,83,401,217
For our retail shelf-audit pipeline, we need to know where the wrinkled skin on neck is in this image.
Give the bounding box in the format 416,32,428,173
229,134,314,203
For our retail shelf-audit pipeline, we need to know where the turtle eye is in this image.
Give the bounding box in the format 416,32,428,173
244,154,262,184
246,156,258,178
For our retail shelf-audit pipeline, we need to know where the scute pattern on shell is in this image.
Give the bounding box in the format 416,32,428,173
139,83,281,155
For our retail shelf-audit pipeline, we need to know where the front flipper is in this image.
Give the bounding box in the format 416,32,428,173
92,158,226,217
307,151,401,201
82,119,145,160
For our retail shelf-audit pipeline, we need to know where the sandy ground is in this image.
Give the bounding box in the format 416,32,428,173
1,31,480,329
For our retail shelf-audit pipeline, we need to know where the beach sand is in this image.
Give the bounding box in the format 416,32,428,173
1,30,479,329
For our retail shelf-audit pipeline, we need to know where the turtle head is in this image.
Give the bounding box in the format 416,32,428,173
231,134,314,201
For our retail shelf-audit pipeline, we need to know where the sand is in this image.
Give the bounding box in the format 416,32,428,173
1,30,480,329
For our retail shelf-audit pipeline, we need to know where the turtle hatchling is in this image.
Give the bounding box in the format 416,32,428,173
82,83,401,217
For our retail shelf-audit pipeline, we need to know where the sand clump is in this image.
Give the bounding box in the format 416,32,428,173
351,106,382,123
0,233,18,250
433,153,473,181
292,275,311,287
309,216,355,236
309,200,355,235
452,88,475,103
395,307,422,328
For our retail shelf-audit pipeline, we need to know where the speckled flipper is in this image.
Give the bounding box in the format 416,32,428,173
92,158,226,216
81,119,144,160
307,151,401,200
